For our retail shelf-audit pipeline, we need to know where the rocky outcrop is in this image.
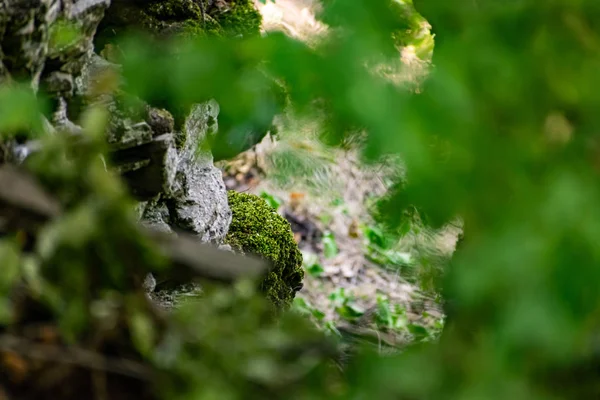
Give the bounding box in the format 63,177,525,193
0,0,111,117
2,0,233,241
139,101,232,244
0,0,304,311
41,41,233,246
0,0,234,300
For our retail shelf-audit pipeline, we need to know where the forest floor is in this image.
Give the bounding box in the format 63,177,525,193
219,0,457,347
218,129,460,346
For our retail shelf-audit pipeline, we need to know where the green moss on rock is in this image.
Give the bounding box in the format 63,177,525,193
216,0,262,38
95,0,262,51
225,191,304,310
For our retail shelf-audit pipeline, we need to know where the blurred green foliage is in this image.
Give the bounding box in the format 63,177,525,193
2,0,600,398
154,281,344,400
0,85,47,136
321,231,338,259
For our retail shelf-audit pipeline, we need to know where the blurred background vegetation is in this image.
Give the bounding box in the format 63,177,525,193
2,0,600,398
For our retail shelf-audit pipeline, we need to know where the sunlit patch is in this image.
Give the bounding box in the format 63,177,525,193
253,0,328,43
253,0,432,88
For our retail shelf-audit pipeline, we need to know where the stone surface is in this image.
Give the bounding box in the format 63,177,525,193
140,197,172,233
0,0,110,133
72,53,231,234
0,0,61,89
42,0,111,96
170,101,231,243
146,107,175,136
113,133,179,199
142,101,231,244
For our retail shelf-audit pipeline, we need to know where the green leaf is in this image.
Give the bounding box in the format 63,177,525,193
397,219,411,237
407,324,429,341
293,297,325,321
328,287,347,305
306,262,325,277
322,231,339,258
0,85,47,136
330,197,344,206
375,296,394,328
336,303,365,321
260,191,283,210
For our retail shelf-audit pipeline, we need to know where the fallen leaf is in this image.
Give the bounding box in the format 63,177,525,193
348,218,360,238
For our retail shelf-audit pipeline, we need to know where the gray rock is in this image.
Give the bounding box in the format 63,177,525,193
146,107,175,136
74,52,121,102
41,0,111,99
74,53,148,145
218,243,234,253
0,0,110,137
44,71,74,94
53,97,84,135
141,101,230,243
143,272,157,293
140,197,172,234
167,101,231,243
0,0,62,89
74,52,230,243
72,53,180,200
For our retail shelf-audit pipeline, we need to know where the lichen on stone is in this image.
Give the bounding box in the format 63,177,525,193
224,190,304,310
146,106,175,135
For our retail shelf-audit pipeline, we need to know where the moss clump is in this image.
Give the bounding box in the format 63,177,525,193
95,0,262,51
225,191,304,310
216,0,262,38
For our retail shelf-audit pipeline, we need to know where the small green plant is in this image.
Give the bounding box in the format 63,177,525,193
322,231,339,259
318,213,334,226
374,295,409,331
329,288,365,323
259,190,283,210
293,297,326,322
373,295,442,343
363,223,414,270
330,197,344,207
302,251,325,277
